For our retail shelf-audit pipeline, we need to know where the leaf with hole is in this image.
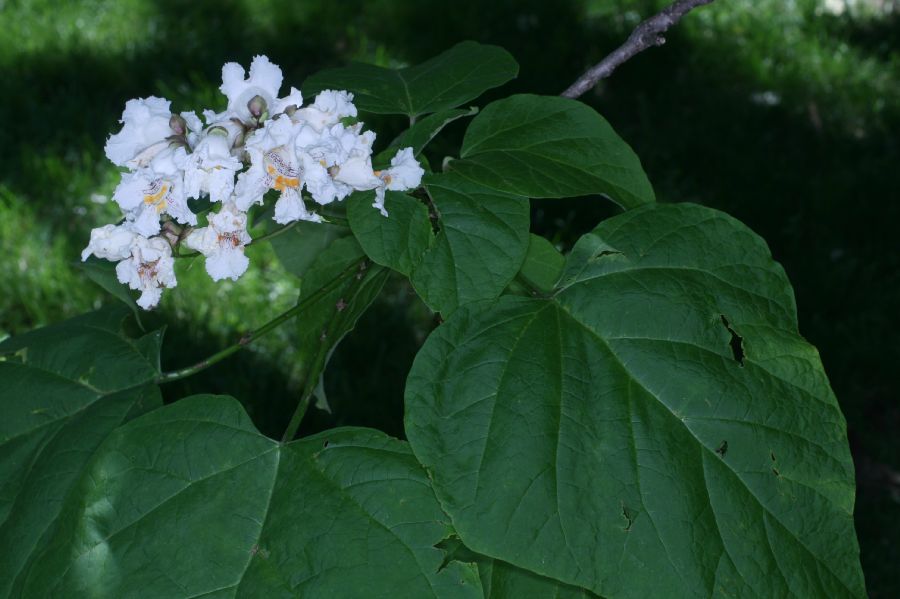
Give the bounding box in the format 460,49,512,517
405,203,865,598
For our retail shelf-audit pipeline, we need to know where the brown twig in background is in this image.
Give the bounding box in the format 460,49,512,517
561,0,716,99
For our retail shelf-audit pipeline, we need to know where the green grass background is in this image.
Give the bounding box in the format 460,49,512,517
0,0,897,594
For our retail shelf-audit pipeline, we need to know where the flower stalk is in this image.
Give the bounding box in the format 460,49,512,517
155,259,363,384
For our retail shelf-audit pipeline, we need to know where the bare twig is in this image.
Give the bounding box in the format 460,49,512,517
561,0,716,99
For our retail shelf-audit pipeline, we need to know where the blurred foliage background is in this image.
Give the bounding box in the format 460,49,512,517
0,0,897,594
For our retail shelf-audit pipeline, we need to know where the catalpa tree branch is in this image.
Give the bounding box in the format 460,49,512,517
561,0,716,98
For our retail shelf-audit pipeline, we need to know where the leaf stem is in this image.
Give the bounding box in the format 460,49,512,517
280,261,378,443
155,260,362,384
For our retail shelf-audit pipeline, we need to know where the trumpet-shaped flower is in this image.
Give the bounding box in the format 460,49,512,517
114,235,177,310
371,147,424,216
184,202,252,281
180,127,243,204
81,223,139,262
105,97,198,170
220,55,283,122
234,116,321,224
112,168,195,236
297,124,378,205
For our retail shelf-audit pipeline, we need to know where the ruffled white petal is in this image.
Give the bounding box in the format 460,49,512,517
274,86,303,114
81,223,139,261
105,97,174,167
180,130,242,204
274,188,322,224
371,147,424,216
296,90,357,132
220,55,283,121
383,147,424,191
333,155,381,189
185,203,252,281
114,235,176,310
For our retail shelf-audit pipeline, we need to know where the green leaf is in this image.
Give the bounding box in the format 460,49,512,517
374,107,478,169
22,395,482,598
348,172,530,316
73,259,144,330
405,203,865,598
440,538,599,598
517,234,564,293
268,220,350,278
292,236,389,415
0,310,162,598
303,41,518,118
479,559,601,599
449,95,655,210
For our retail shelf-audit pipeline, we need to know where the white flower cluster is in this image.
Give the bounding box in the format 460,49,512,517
82,56,424,309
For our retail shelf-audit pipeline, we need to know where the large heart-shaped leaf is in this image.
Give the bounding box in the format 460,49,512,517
21,395,481,599
449,95,655,210
405,203,865,598
348,173,529,316
0,310,162,598
303,41,518,118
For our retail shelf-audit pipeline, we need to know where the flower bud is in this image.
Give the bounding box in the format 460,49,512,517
169,114,188,136
283,104,298,117
247,95,267,119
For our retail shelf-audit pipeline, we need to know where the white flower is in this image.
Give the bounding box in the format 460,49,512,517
220,55,283,122
81,223,139,261
372,147,424,216
180,127,243,204
273,187,320,224
184,202,252,281
105,98,199,172
274,87,303,114
296,124,378,205
233,116,320,224
299,154,348,206
105,97,174,168
112,168,195,236
297,123,367,167
296,90,357,132
115,236,177,310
